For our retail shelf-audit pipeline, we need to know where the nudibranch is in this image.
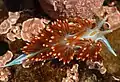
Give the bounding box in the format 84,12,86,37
3,16,117,67
21,16,117,63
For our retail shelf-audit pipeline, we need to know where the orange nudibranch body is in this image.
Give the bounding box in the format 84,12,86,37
21,17,116,64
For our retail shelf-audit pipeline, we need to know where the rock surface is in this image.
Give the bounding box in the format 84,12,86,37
0,0,120,82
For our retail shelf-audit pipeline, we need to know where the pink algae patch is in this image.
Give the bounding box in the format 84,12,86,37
21,18,50,42
0,51,13,82
0,50,13,67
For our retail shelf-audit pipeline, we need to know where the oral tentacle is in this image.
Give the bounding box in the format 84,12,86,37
3,54,27,67
3,49,48,67
94,16,108,30
100,30,113,35
97,36,117,56
26,48,49,58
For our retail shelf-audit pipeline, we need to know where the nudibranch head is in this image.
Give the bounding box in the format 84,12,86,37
21,17,104,64
80,16,117,56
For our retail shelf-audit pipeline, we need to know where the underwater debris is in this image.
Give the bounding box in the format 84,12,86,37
21,18,50,42
62,64,79,82
39,0,104,19
112,76,120,81
86,60,106,74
